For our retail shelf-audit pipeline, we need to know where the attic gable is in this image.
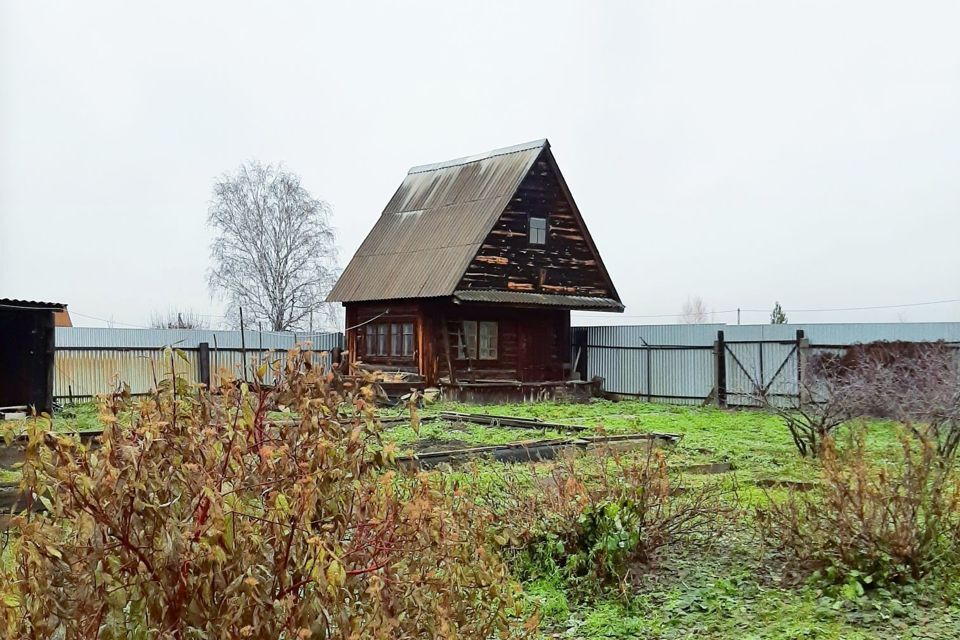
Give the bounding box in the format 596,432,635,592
326,139,621,310
456,148,620,302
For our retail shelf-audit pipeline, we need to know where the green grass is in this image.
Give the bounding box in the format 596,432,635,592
3,402,103,436
523,516,960,639
425,399,960,639
5,397,959,638
383,419,570,452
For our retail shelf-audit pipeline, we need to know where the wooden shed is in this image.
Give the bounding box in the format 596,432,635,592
0,298,66,414
327,139,622,399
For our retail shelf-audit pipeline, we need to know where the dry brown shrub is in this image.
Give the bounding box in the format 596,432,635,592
486,447,733,590
0,349,528,639
757,428,960,589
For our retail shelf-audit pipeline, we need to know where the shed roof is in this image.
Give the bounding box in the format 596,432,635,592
0,298,67,311
453,291,624,311
327,140,548,302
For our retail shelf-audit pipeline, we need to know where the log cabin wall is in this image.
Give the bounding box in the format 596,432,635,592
422,301,570,384
346,300,571,385
457,150,613,298
345,301,424,374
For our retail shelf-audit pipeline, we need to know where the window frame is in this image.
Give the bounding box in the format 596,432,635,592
376,324,388,356
362,320,417,360
478,321,498,360
456,320,478,360
529,216,547,245
401,322,415,357
455,320,498,361
390,323,402,357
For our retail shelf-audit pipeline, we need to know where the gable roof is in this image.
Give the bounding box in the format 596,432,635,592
328,140,546,302
327,139,620,310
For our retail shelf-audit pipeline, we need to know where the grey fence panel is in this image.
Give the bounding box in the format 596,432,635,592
587,344,645,397
210,348,337,387
579,322,960,407
55,349,200,400
763,343,801,406
650,348,715,404
583,325,716,403
53,329,344,400
723,341,800,408
723,341,760,407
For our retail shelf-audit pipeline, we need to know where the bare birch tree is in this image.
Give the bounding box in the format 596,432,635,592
207,161,339,331
679,296,710,324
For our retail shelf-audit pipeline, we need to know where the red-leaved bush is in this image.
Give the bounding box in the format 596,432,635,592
0,349,528,639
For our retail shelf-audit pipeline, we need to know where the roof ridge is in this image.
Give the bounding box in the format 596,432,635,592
407,138,548,174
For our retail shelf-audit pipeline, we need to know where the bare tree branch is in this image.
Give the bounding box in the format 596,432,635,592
760,341,960,458
207,161,340,332
149,309,208,329
679,296,709,324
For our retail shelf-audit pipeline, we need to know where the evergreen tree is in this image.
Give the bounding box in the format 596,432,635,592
770,301,788,324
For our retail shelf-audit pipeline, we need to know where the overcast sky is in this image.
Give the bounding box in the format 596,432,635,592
2,1,958,328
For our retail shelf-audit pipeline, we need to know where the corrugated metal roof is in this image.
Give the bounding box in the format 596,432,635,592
0,298,66,310
327,140,548,302
454,290,624,311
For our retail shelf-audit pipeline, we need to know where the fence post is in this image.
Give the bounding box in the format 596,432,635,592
198,342,210,388
239,307,248,382
714,330,727,408
645,344,652,403
796,329,809,408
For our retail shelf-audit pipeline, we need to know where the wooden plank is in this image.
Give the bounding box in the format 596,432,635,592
439,411,588,433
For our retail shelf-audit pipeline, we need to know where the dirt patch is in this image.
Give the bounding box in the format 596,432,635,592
411,437,471,453
678,461,734,475
755,479,817,491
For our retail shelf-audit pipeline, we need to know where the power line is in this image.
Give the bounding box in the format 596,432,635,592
69,312,150,329
756,299,960,313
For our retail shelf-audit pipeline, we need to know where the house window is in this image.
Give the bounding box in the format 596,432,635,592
365,324,375,355
529,216,547,245
456,320,497,360
478,321,498,359
456,321,477,360
376,324,388,356
362,321,416,359
390,323,402,356
402,322,415,356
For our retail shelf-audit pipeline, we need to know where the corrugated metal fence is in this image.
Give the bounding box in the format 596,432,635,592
54,328,344,400
573,322,960,407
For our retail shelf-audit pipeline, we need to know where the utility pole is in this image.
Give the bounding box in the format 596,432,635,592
737,308,741,325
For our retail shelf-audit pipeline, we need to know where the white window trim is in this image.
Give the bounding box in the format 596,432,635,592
456,320,498,360
529,216,547,245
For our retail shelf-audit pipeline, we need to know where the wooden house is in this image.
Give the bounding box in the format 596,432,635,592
327,139,622,400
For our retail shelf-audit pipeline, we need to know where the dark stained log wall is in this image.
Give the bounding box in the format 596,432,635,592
344,301,422,373
344,300,571,385
457,150,613,298
423,301,569,384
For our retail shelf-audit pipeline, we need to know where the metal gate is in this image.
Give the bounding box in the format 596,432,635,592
721,330,804,408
